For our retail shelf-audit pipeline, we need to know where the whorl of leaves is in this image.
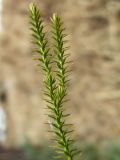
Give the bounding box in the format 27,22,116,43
29,3,80,160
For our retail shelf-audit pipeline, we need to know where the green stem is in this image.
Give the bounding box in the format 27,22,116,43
29,3,80,160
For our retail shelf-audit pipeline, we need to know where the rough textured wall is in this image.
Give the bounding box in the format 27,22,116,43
1,0,120,146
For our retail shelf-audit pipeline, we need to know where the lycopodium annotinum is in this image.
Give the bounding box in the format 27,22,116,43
29,3,80,160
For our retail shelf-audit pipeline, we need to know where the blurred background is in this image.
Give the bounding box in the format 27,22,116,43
0,0,120,159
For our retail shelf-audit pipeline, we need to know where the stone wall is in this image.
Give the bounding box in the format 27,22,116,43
0,0,120,146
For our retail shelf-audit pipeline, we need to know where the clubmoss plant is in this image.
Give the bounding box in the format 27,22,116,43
28,3,80,160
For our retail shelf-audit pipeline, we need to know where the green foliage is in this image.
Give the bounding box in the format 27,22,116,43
81,142,120,160
21,141,120,160
23,142,58,160
103,142,120,160
81,143,100,160
28,3,80,160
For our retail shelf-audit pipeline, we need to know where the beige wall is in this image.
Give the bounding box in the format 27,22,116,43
0,0,120,146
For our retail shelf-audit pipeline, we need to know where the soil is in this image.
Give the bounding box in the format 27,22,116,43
0,146,27,160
